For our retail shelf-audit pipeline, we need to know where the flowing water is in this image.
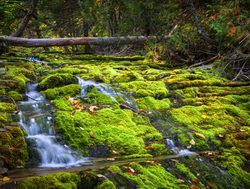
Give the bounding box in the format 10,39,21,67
77,76,138,110
18,83,88,168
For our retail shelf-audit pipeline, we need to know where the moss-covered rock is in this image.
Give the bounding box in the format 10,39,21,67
7,91,23,101
119,81,168,99
86,87,114,105
17,172,80,189
54,108,164,156
137,96,171,110
0,126,28,168
108,163,184,189
38,73,77,91
0,102,16,112
41,84,81,99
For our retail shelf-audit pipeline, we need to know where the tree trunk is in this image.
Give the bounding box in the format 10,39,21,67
0,35,171,47
11,0,38,37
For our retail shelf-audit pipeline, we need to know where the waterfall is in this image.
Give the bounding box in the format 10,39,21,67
77,76,137,110
18,83,88,168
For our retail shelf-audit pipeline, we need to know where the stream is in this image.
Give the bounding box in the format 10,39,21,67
1,63,243,188
18,83,88,168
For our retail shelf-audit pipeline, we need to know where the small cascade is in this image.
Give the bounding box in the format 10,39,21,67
77,76,138,110
18,83,88,168
165,138,197,156
27,56,48,65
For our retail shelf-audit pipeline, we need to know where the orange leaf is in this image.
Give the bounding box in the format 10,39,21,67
89,131,94,138
228,25,236,36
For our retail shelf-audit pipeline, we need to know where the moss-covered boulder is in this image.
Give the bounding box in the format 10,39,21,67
41,84,81,99
38,73,77,91
137,96,171,110
17,172,80,189
119,81,168,99
54,108,165,156
0,126,28,168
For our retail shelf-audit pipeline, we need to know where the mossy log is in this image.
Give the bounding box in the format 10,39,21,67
0,35,170,47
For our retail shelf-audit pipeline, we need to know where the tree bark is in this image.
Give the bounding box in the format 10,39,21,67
11,0,38,37
188,0,212,43
0,35,171,47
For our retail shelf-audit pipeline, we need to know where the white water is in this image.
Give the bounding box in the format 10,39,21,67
165,138,197,156
77,76,137,110
18,83,88,168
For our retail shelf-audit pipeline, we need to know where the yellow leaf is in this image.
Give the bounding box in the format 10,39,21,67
2,176,11,182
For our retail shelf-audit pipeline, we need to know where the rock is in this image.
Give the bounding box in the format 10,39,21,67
0,168,8,175
0,128,6,132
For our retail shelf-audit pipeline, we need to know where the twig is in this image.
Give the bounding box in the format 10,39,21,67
189,55,218,68
232,62,246,81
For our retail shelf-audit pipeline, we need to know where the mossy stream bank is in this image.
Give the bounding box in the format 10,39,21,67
0,50,249,188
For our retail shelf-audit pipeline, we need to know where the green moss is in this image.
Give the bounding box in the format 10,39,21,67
51,98,74,111
137,96,171,110
41,84,81,99
170,102,250,150
113,71,144,83
218,147,250,187
18,172,80,189
7,91,23,101
49,67,81,74
38,73,77,91
174,162,206,188
54,108,163,156
96,180,116,189
0,126,28,168
0,112,11,127
0,102,16,111
116,163,183,189
119,81,168,99
86,87,114,105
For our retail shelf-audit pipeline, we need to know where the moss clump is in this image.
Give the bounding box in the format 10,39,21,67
48,67,81,74
137,96,171,110
38,73,77,91
113,71,144,83
0,126,28,168
108,163,184,189
0,102,16,112
51,98,74,111
86,87,114,105
54,108,164,156
217,147,250,188
96,180,116,189
7,91,23,101
0,112,11,127
18,172,80,189
119,81,168,99
170,102,250,150
41,84,81,99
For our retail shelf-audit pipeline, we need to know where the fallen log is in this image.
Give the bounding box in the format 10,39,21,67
0,35,171,47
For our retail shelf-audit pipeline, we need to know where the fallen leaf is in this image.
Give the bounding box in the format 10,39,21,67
88,105,98,113
144,145,153,149
240,129,246,132
190,185,200,189
218,134,224,138
89,131,94,138
107,158,115,161
189,139,195,145
194,132,206,139
2,176,11,182
128,167,136,175
192,178,200,184
112,150,118,154
178,179,185,183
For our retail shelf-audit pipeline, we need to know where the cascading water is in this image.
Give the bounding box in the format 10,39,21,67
18,83,88,168
77,76,138,110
